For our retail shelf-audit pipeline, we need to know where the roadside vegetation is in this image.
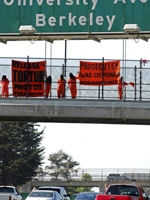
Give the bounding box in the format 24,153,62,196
0,122,45,186
0,124,92,194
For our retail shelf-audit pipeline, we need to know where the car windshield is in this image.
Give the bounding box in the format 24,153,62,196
76,193,99,200
0,188,14,193
39,188,60,194
120,174,124,177
50,188,60,194
106,185,139,197
29,192,54,197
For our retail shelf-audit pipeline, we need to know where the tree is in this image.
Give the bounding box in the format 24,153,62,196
81,173,92,181
79,173,92,192
66,173,92,195
0,122,45,186
46,149,79,180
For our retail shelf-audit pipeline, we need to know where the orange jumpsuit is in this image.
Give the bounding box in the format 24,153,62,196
118,79,127,100
57,78,65,98
68,76,79,99
46,76,52,98
46,83,51,98
1,78,9,97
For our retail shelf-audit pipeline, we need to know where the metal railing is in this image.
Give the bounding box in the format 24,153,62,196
34,168,150,182
0,56,150,101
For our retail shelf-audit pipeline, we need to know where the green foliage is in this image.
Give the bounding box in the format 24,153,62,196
46,149,79,180
65,173,92,195
77,173,92,192
66,186,90,195
81,173,92,181
0,122,45,186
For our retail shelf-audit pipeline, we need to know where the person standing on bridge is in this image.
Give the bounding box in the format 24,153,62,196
46,75,52,98
118,76,128,100
1,75,9,98
57,74,65,98
67,72,80,99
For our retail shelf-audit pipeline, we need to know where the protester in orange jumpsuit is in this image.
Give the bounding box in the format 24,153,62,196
46,75,52,98
67,73,79,99
1,75,9,98
118,76,128,100
57,74,65,98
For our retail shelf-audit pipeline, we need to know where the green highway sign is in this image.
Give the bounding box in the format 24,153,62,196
0,0,150,34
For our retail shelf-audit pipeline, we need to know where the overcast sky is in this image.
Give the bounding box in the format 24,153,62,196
1,39,150,171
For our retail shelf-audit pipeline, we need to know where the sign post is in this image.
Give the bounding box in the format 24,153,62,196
26,56,29,97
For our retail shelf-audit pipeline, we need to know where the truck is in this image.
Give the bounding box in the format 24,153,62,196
96,184,148,200
0,186,22,200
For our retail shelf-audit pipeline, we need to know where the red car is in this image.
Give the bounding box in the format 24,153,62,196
96,184,147,200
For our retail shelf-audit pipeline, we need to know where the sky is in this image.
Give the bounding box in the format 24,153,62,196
1,38,150,60
1,38,150,171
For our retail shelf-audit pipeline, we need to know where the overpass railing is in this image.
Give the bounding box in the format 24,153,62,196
35,168,150,182
0,56,149,101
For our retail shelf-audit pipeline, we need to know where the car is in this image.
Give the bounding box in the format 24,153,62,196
74,192,103,200
38,186,70,200
0,186,22,200
32,173,51,181
25,190,62,200
96,184,147,200
106,174,131,181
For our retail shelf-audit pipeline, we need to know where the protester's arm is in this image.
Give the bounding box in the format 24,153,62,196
75,72,81,80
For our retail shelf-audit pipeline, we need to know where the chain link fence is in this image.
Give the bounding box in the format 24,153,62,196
0,56,149,101
34,168,150,182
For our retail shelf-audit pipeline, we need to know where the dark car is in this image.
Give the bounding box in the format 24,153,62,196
106,174,131,181
74,192,103,200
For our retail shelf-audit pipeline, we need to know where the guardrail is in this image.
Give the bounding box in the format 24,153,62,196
34,168,150,182
0,57,149,101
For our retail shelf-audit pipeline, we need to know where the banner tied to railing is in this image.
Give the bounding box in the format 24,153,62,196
79,60,120,86
12,60,46,97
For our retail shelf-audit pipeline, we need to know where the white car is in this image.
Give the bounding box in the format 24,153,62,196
0,186,22,200
38,186,70,200
32,173,51,181
26,190,62,200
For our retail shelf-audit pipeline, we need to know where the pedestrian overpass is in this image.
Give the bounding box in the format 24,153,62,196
0,57,150,125
0,98,150,125
22,180,150,193
22,168,150,193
